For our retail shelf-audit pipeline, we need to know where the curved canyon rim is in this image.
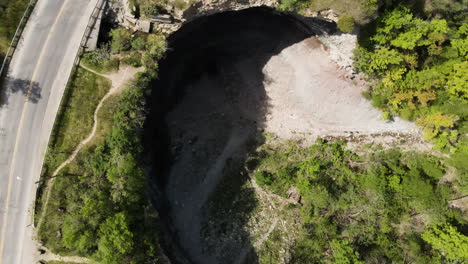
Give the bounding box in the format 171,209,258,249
143,6,418,264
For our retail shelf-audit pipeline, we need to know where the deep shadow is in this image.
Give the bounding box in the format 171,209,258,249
143,6,335,264
0,76,41,106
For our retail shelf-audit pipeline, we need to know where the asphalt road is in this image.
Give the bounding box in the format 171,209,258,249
0,0,98,262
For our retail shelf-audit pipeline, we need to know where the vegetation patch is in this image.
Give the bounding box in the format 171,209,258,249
0,0,29,61
278,0,379,24
44,68,110,173
247,138,467,263
36,27,168,263
353,3,467,193
38,71,164,263
337,15,355,32
354,5,467,147
202,154,301,263
81,45,120,74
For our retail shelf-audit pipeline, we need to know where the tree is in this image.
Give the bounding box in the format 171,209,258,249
422,223,468,262
416,111,458,139
452,24,468,59
62,214,96,254
96,213,134,264
446,61,468,99
142,34,167,68
110,28,132,53
106,153,144,204
331,240,363,264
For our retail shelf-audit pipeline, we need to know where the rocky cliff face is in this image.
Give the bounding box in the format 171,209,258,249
108,0,280,34
179,0,278,19
106,0,349,37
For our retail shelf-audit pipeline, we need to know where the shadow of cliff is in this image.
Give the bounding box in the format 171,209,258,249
0,76,42,107
143,6,335,264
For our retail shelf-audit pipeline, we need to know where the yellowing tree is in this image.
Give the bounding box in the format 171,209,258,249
416,112,458,139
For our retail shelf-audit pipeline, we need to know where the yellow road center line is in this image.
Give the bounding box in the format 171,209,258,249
0,0,69,260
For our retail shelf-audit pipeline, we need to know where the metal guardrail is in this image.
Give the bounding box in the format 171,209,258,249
0,0,105,80
74,0,106,66
74,0,106,65
0,0,38,79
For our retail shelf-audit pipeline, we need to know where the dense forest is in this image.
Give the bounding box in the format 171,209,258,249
251,139,467,263
352,2,468,196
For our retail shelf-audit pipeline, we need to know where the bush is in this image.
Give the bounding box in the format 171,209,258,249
361,91,372,100
254,171,273,186
110,28,132,53
82,53,120,74
131,37,146,51
142,34,167,69
337,15,355,33
139,0,165,17
121,52,142,67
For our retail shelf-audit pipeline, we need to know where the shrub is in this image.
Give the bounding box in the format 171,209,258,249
82,53,120,74
361,91,372,100
337,15,355,33
121,52,142,67
139,0,165,17
399,107,415,121
254,171,273,186
110,28,132,53
131,37,146,51
142,34,167,69
278,0,309,11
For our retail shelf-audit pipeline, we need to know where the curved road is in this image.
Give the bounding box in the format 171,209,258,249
0,0,98,262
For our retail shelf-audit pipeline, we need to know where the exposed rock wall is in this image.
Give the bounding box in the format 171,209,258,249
180,0,278,20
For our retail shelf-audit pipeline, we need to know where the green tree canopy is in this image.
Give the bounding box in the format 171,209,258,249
422,223,468,262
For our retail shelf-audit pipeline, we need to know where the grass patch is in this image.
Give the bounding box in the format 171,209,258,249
45,67,110,172
173,0,188,10
92,94,120,145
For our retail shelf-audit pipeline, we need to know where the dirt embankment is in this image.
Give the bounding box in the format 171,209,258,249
143,7,423,264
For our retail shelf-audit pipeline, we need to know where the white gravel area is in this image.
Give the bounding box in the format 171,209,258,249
318,33,358,71
258,36,420,144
